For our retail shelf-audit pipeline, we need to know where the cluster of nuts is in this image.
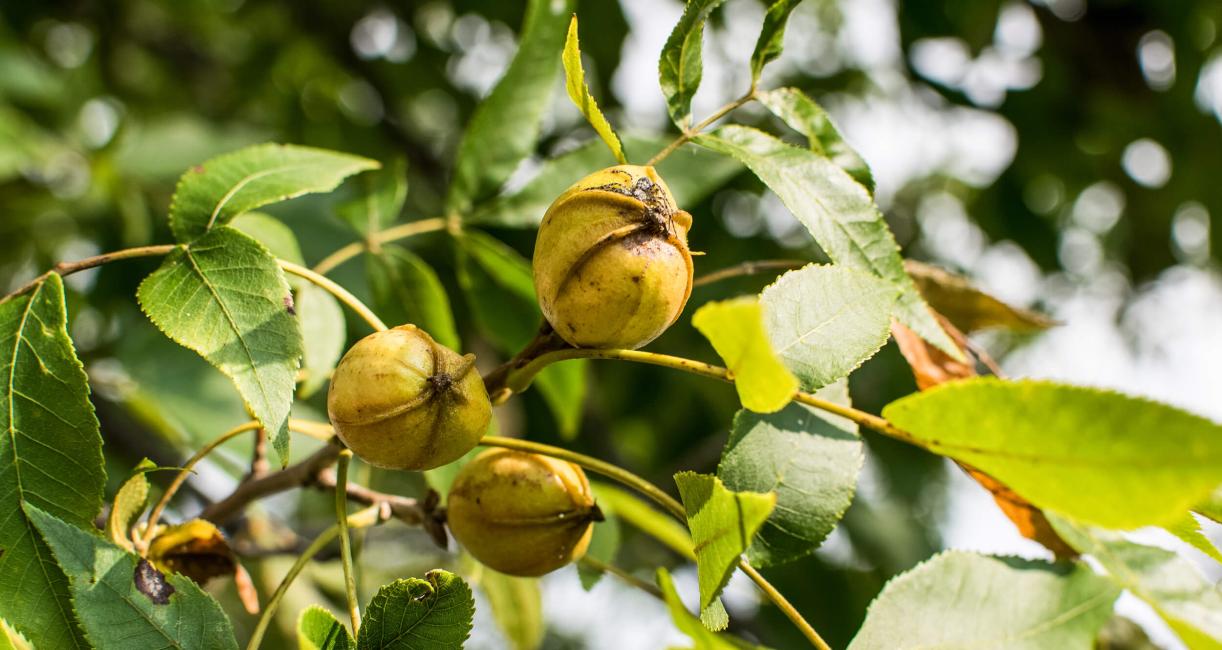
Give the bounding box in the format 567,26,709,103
327,164,693,576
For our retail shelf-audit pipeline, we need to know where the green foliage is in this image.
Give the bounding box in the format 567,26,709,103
106,458,157,552
26,505,238,650
357,570,474,650
692,296,797,413
756,88,873,192
368,245,460,349
1197,488,1222,524
903,260,1056,333
232,212,307,264
446,0,575,213
169,143,378,242
472,565,544,650
749,0,803,83
1163,514,1222,564
849,551,1119,650
298,606,355,650
659,0,729,128
138,226,304,464
1050,516,1222,647
883,378,1222,528
296,283,346,398
563,16,626,165
336,159,408,236
0,273,103,650
594,482,695,560
695,126,959,357
718,382,862,567
578,487,623,590
673,471,775,625
655,569,751,650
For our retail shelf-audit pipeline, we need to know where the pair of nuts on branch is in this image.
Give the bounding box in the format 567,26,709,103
327,165,691,575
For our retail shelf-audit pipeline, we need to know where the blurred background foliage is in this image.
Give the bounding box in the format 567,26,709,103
1,0,1219,648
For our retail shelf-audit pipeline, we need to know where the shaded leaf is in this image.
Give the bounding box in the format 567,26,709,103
0,273,102,650
718,382,862,567
107,458,157,552
563,16,626,164
368,245,460,350
447,0,574,213
659,0,728,127
336,158,407,236
673,472,775,616
1163,513,1222,564
358,570,474,650
883,378,1222,528
756,87,873,192
749,0,803,83
904,260,1055,333
848,551,1118,650
759,264,896,391
1050,516,1222,648
593,482,694,560
693,297,797,413
472,564,543,650
170,143,377,242
231,211,305,265
26,505,238,650
695,126,960,358
138,226,304,465
298,605,354,650
296,283,346,398
656,568,743,650
578,486,623,590
1096,617,1160,650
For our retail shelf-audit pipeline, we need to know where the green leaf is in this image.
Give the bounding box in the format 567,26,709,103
658,0,728,128
656,568,742,650
472,565,543,650
336,158,408,236
467,135,741,228
1049,516,1222,648
231,211,305,265
749,0,803,83
358,570,475,650
169,143,378,242
593,481,695,560
883,378,1222,529
904,260,1056,333
298,605,355,650
138,226,304,465
674,471,775,616
446,0,574,214
1163,513,1222,564
1197,487,1222,524
563,16,626,165
456,232,585,437
693,297,797,412
368,245,460,350
718,382,862,567
26,505,239,650
849,551,1118,650
695,125,960,358
0,273,103,650
0,618,31,650
756,88,873,192
759,264,897,391
107,458,157,552
577,490,622,590
296,283,346,399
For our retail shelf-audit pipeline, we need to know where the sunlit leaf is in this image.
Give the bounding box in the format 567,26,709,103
563,16,626,164
0,273,102,650
138,226,303,465
718,382,862,567
659,0,729,127
673,471,775,621
757,87,873,192
759,264,896,391
169,143,377,242
0,617,31,650
904,260,1055,333
695,126,960,358
298,605,354,650
1050,516,1222,648
368,245,460,350
849,551,1118,650
358,570,474,650
336,158,408,236
1197,487,1222,524
883,378,1222,528
26,505,238,650
749,0,803,83
446,0,574,214
693,296,797,413
1163,513,1222,564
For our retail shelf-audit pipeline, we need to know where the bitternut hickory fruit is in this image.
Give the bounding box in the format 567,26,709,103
447,449,601,577
533,165,694,349
327,324,491,471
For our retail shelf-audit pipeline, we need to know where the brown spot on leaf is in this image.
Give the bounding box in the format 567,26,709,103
134,558,175,604
191,165,205,174
284,294,296,315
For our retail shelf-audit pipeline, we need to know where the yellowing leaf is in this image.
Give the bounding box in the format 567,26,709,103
904,260,1056,333
562,16,626,165
693,297,797,413
106,459,156,552
1163,513,1222,564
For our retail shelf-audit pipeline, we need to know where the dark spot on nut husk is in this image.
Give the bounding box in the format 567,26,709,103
428,372,454,393
134,558,175,605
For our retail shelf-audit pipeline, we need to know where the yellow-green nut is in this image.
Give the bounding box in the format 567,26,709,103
327,324,491,471
533,164,694,349
446,449,600,577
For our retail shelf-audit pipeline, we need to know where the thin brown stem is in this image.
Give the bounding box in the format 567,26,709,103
313,218,448,275
646,91,756,167
692,259,807,288
2,244,177,305
200,440,346,525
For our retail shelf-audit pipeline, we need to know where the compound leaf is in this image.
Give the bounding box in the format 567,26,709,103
0,273,102,650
